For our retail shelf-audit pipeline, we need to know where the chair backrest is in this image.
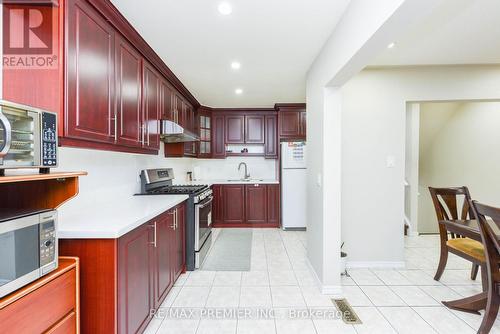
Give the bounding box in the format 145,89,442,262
470,200,500,262
428,186,475,221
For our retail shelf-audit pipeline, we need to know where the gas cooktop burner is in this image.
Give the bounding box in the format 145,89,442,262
147,185,208,195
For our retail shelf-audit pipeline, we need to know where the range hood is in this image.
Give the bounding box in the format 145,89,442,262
160,120,199,143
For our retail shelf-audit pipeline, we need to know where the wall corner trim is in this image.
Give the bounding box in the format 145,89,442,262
306,256,342,296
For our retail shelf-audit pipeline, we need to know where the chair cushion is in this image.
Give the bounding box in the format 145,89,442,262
447,238,485,262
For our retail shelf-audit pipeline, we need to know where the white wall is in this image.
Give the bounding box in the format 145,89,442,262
418,101,500,233
340,66,500,265
305,0,438,292
54,146,193,208
193,157,276,181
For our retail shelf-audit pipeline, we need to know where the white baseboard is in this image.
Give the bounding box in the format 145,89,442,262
346,261,405,269
306,257,343,296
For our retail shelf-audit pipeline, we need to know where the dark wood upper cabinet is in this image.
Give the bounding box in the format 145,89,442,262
212,113,226,158
153,213,174,309
225,115,245,144
118,222,155,334
160,80,175,121
265,115,278,158
267,184,280,225
300,111,307,137
66,0,115,143
276,104,306,140
245,115,265,143
279,111,301,139
142,62,161,150
223,185,245,224
115,35,142,147
245,184,267,224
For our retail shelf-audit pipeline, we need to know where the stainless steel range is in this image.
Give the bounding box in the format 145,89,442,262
137,168,212,270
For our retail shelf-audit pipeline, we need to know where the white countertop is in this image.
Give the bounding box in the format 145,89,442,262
58,194,188,239
181,179,279,185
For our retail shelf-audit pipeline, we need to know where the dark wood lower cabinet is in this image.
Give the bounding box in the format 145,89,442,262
245,184,267,224
118,221,155,334
223,185,246,224
59,201,186,334
213,184,280,227
154,213,174,309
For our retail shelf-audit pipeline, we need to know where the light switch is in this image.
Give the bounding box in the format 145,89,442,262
386,156,395,168
316,173,322,187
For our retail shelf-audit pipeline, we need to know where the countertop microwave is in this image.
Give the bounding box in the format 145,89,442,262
0,100,58,174
0,210,58,298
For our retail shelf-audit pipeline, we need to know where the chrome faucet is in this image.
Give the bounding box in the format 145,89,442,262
238,162,250,180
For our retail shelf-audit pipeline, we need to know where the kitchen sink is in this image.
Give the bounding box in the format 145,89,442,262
226,179,265,182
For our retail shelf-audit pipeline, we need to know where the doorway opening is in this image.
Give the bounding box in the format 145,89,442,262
404,100,500,235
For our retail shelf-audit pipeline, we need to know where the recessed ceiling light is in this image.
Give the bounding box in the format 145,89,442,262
218,2,232,15
387,42,396,49
235,88,243,95
231,61,241,70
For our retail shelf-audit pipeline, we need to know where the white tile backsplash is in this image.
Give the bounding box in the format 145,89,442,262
54,145,193,206
193,157,276,180
53,147,276,209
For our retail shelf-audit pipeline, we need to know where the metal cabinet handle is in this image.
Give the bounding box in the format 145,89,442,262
0,110,12,159
141,123,146,145
149,222,157,247
169,210,176,230
175,209,178,230
109,115,117,141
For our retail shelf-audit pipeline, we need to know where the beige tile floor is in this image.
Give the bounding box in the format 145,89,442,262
144,229,500,334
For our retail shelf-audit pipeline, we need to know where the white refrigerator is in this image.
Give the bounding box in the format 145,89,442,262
281,142,307,230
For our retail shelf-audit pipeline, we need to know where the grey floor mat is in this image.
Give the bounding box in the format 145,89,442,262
201,229,252,271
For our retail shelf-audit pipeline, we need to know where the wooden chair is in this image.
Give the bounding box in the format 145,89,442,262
470,200,500,334
429,187,482,281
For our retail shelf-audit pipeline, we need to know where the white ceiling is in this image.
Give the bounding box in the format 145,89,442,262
371,0,500,66
110,0,351,107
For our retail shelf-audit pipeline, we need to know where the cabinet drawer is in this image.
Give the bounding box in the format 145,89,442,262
46,311,77,334
0,269,77,334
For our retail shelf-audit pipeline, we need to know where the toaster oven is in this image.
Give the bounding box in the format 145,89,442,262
0,100,57,174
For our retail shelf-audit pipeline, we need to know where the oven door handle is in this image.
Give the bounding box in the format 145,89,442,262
0,109,12,160
196,196,213,209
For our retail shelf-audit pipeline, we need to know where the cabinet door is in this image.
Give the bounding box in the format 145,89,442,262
223,185,245,224
212,114,226,158
212,185,224,224
118,222,154,334
245,184,267,224
245,115,265,143
279,111,301,139
172,205,186,280
143,62,160,150
160,80,174,121
173,95,183,124
183,104,195,155
153,213,174,308
267,184,280,226
66,0,115,143
300,111,307,138
225,115,245,144
265,115,278,158
115,35,142,147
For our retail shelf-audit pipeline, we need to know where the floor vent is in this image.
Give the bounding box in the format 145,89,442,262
333,298,362,324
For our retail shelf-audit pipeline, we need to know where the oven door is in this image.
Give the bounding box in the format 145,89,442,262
0,214,41,298
194,195,213,251
0,107,40,167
